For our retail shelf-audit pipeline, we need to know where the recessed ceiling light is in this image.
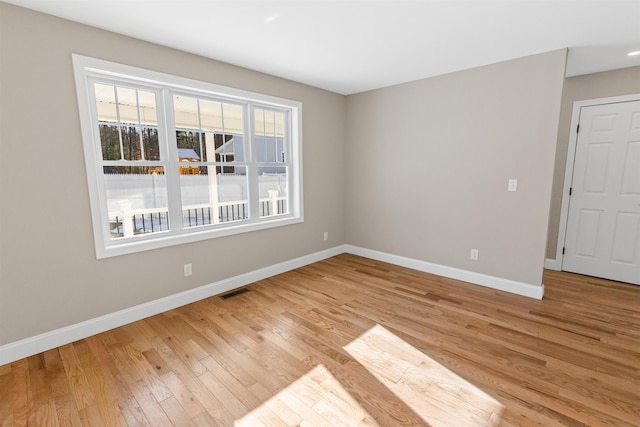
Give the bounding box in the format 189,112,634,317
628,50,640,57
264,14,279,24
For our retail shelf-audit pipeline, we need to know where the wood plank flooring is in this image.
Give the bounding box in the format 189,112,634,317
1,254,639,426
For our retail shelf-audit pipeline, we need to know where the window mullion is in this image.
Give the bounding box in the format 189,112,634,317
113,86,125,161
286,108,300,217
135,90,146,161
162,89,184,232
87,76,115,245
284,111,293,214
246,104,260,220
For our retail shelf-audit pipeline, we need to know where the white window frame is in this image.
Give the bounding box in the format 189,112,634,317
73,54,303,258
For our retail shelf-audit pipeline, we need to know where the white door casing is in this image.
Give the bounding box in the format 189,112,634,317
562,99,640,284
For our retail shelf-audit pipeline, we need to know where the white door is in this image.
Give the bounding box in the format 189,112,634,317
563,100,640,285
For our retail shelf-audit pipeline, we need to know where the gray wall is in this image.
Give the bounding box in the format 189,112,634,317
546,66,640,259
345,50,567,286
0,3,346,345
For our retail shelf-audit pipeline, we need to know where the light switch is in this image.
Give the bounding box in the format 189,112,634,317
508,179,518,192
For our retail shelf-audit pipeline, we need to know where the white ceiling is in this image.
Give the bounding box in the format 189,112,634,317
4,0,640,95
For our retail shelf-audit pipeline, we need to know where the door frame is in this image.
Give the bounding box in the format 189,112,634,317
554,93,640,271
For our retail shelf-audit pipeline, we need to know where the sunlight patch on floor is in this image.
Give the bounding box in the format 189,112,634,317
235,324,504,426
343,324,505,426
235,363,378,426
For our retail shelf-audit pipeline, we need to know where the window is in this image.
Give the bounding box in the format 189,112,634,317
73,55,303,258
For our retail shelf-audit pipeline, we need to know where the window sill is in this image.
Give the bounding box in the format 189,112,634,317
96,214,303,259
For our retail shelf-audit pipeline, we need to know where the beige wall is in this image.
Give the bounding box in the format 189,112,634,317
0,4,346,345
546,66,640,259
345,50,567,286
0,3,579,349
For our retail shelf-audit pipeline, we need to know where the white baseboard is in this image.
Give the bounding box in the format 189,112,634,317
0,245,346,366
344,245,544,300
1,243,545,365
544,258,562,271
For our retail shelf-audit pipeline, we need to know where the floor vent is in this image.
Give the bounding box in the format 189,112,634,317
219,288,250,300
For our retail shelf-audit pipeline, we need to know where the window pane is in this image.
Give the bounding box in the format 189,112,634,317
181,165,248,228
174,95,199,129
255,134,280,163
255,108,265,137
255,108,286,163
206,133,243,165
275,111,285,163
224,103,244,134
95,84,121,161
99,123,121,161
200,99,223,132
228,133,245,162
265,110,276,137
116,87,139,124
173,95,245,163
137,90,157,125
121,125,142,161
258,166,288,217
176,130,202,162
274,111,285,138
94,83,117,122
103,166,169,238
95,84,159,162
141,126,160,161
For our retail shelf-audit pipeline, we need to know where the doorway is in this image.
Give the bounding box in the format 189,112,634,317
559,95,640,285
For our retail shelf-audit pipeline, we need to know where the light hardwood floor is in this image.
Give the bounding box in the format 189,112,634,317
1,254,639,426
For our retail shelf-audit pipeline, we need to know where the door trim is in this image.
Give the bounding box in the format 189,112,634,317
555,93,640,270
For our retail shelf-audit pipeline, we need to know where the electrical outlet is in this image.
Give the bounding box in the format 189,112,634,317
323,231,328,241
184,263,192,276
508,179,518,192
470,249,479,261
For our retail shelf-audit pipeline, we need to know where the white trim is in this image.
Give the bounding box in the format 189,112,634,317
0,245,345,366
554,93,640,269
544,258,561,271
98,216,304,259
344,245,544,300
73,54,299,108
1,244,546,365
